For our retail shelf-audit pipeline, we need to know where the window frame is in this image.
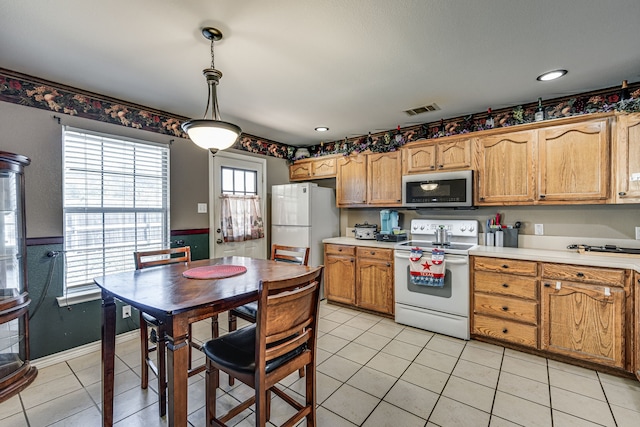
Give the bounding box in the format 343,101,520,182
60,126,170,303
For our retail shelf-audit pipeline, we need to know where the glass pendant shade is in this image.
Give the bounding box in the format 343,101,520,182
182,27,241,152
182,119,241,151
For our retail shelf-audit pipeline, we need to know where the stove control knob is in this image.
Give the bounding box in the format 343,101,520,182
468,224,475,232
460,225,466,231
420,225,425,230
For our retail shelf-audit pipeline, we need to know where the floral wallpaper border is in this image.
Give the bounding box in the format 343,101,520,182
0,68,291,159
301,82,640,161
2,68,639,163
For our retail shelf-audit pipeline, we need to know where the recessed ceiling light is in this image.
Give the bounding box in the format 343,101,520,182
536,69,568,81
315,126,329,132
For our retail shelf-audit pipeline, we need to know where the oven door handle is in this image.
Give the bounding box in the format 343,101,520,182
394,251,468,265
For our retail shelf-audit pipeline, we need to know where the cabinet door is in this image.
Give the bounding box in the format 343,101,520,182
356,257,394,315
311,157,337,178
436,138,471,170
475,130,536,204
615,113,640,203
367,152,402,206
541,281,625,368
402,141,436,174
538,119,610,202
324,254,356,305
289,161,311,181
336,155,367,206
635,271,640,381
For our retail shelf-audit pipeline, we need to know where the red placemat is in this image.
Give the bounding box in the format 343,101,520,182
182,265,247,279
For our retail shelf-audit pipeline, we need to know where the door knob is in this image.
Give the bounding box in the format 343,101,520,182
216,228,221,233
216,239,223,244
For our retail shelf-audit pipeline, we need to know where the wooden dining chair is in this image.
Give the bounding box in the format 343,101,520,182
134,246,219,417
203,266,323,427
227,244,310,385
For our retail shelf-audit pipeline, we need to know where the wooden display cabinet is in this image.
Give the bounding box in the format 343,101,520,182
0,152,37,403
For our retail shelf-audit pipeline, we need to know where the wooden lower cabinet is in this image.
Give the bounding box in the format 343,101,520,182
473,256,634,373
541,281,625,368
324,244,356,305
472,257,538,349
355,247,394,315
324,244,394,315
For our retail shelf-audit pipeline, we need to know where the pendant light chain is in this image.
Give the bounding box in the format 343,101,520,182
210,37,216,69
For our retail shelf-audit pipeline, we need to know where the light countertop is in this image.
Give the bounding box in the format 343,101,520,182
323,237,640,272
470,246,640,272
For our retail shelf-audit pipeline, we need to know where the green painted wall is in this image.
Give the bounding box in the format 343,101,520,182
27,233,210,359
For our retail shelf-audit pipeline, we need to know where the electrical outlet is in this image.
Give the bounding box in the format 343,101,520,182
636,226,640,240
122,305,131,318
534,224,544,235
197,203,207,214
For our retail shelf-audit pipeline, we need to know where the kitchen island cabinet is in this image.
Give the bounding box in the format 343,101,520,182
324,243,394,316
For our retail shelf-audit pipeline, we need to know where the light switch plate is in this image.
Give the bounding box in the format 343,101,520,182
197,203,207,214
534,224,544,235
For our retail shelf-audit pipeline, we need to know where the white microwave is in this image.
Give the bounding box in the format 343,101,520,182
402,170,473,208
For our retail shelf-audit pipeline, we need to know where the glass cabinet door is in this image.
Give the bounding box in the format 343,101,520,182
0,151,36,403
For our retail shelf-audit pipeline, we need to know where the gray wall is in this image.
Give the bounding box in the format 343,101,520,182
0,100,290,358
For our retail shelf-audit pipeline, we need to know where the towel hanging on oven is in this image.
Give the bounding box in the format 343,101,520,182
409,248,446,287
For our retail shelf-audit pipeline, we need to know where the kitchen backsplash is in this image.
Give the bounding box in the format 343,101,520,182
342,204,640,242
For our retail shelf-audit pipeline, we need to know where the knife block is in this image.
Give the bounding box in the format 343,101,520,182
503,229,519,248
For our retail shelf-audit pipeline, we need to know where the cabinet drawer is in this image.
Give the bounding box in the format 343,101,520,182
474,271,537,300
473,314,538,348
474,294,537,324
541,263,625,287
473,257,537,276
325,244,355,256
356,247,393,261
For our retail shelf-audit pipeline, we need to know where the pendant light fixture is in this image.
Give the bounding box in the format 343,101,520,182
181,27,241,153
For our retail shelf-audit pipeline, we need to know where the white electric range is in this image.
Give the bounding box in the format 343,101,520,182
394,219,478,340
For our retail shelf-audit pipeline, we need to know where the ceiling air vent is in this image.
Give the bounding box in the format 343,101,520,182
404,103,440,116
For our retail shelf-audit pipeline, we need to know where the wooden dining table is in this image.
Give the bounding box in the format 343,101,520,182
94,256,316,427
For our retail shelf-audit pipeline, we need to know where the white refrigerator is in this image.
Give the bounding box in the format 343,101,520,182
271,183,339,297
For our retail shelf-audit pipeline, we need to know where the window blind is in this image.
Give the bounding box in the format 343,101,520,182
62,127,170,290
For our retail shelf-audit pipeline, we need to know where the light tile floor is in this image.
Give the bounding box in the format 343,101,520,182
2,301,640,426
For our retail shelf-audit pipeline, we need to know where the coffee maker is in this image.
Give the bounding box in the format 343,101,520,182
376,210,407,241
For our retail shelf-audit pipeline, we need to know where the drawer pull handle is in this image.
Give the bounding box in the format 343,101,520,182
338,248,342,252
370,251,376,255
576,272,584,277
544,283,551,287
502,283,509,288
502,264,509,269
618,192,626,196
501,306,508,311
386,262,391,267
502,328,508,334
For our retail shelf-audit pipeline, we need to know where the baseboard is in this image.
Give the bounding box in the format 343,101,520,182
31,330,139,369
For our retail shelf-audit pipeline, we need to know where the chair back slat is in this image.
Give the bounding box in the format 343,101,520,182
134,247,191,270
255,267,323,367
271,244,310,266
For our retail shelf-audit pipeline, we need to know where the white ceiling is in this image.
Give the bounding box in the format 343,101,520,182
1,0,639,147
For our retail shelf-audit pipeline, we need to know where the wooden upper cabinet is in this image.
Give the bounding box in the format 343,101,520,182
538,119,610,202
311,156,337,178
336,155,367,206
614,113,640,203
475,130,537,205
289,160,312,181
289,156,337,181
402,138,471,175
635,271,640,381
367,151,402,206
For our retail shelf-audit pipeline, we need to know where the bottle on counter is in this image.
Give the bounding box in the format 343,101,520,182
534,98,545,122
485,108,494,129
620,80,630,100
495,229,504,247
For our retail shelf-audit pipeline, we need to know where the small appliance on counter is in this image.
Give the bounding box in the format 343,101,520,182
567,244,640,255
354,222,378,240
376,209,407,242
